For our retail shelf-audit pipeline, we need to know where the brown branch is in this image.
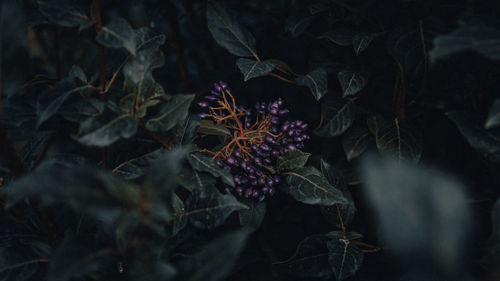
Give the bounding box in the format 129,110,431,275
268,72,295,84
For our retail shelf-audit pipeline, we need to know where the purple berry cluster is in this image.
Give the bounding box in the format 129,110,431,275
198,81,310,201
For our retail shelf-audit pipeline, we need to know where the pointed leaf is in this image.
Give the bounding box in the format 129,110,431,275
207,1,257,57
314,98,355,137
173,114,201,145
376,119,422,163
197,119,231,136
236,58,275,81
327,239,363,281
112,149,164,180
342,126,372,161
337,71,367,97
485,99,500,129
75,110,137,147
146,94,195,132
134,27,166,52
185,185,248,229
238,199,266,231
286,166,348,206
296,68,328,100
38,0,91,28
96,16,136,55
352,32,380,55
447,111,500,163
276,149,311,172
188,152,235,187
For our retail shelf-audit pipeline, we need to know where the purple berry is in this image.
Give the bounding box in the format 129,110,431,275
278,109,289,116
214,83,222,92
205,95,218,101
258,195,266,202
198,101,209,108
226,157,237,166
287,144,297,151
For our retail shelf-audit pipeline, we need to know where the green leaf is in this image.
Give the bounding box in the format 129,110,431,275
38,0,91,28
430,21,500,61
171,193,188,236
236,58,275,81
197,119,231,136
185,230,248,281
325,231,363,241
485,99,500,129
352,32,380,55
276,149,311,172
265,59,295,76
480,199,500,272
285,15,315,38
146,94,195,132
188,152,235,187
178,167,217,192
447,111,500,163
327,239,363,281
342,126,372,161
274,234,332,278
206,1,257,57
238,199,266,232
173,114,201,145
337,71,367,97
185,185,248,229
376,119,422,163
36,78,91,127
96,16,136,55
296,68,328,101
58,95,104,123
112,149,164,180
286,166,348,206
319,28,355,46
361,156,470,270
314,98,355,137
134,27,166,52
75,107,138,147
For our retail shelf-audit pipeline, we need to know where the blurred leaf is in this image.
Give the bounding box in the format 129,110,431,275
188,152,235,187
319,28,354,46
173,114,201,145
0,248,40,281
325,231,363,241
75,105,138,147
447,111,500,163
485,99,500,129
274,234,332,278
376,119,422,163
337,71,367,98
480,199,500,273
186,185,247,229
285,166,348,206
314,98,355,137
68,65,87,83
265,59,295,76
276,149,311,172
184,230,248,281
47,233,114,281
112,149,164,180
285,15,315,38
206,1,257,58
58,96,104,123
342,126,372,161
134,27,166,52
362,156,470,273
96,16,136,55
430,21,500,61
236,58,275,81
146,94,195,132
178,167,216,192
296,68,328,101
238,199,266,232
197,120,231,136
327,239,363,281
171,193,188,236
38,0,91,28
353,32,380,55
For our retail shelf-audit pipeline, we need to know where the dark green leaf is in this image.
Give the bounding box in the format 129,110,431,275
178,167,216,192
38,0,91,28
376,119,422,163
173,114,201,145
480,199,500,272
112,149,164,180
362,156,470,268
342,126,372,161
337,71,367,97
134,27,166,52
447,111,500,163
96,16,136,55
236,58,275,81
296,68,328,101
319,28,355,46
238,199,266,231
485,99,500,129
265,59,295,76
197,119,231,136
185,230,248,281
327,239,363,281
188,152,235,187
285,15,315,38
206,1,257,57
185,185,247,229
58,96,104,123
171,193,188,236
274,234,332,278
430,21,500,61
286,166,348,206
75,106,138,147
352,32,380,55
146,94,195,132
325,231,363,241
314,98,355,137
276,149,311,172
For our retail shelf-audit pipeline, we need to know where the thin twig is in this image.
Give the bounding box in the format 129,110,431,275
418,20,428,74
268,72,295,84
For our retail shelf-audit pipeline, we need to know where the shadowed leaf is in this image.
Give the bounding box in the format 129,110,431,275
236,58,275,81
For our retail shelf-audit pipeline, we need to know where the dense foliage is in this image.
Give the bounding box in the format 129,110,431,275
0,0,499,280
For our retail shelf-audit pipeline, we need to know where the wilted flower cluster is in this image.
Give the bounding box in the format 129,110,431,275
198,81,310,201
